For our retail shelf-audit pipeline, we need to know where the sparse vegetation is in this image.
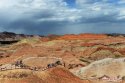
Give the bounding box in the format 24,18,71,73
0,69,32,78
19,37,40,44
115,54,121,58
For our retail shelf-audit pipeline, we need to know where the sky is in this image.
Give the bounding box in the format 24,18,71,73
0,0,125,35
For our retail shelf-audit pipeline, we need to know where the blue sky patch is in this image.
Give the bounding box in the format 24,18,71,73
64,0,76,8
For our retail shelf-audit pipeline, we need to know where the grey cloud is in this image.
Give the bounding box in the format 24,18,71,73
4,17,70,35
0,0,125,35
76,0,119,4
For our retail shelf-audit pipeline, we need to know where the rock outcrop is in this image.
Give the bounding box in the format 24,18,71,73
76,58,125,82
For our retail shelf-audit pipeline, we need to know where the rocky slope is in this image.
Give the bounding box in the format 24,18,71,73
76,58,125,83
0,67,88,83
1,33,125,83
0,32,34,41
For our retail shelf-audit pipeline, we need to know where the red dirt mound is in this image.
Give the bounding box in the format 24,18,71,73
39,67,90,83
0,67,90,83
57,34,107,40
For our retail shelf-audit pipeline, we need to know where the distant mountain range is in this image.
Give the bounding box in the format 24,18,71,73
0,32,34,41
0,31,125,42
107,33,125,37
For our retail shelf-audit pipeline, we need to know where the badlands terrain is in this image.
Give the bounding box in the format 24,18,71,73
1,32,125,83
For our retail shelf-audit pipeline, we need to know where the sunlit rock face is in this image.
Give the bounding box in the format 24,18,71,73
76,58,125,82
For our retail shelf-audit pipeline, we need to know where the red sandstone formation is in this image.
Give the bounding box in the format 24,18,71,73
57,34,107,40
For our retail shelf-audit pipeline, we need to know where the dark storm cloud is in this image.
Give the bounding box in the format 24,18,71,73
78,12,120,23
5,17,70,35
0,0,125,35
26,9,55,19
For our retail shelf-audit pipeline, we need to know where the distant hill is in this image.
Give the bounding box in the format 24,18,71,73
0,32,36,44
106,33,125,37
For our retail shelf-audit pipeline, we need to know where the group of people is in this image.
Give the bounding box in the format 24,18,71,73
0,60,65,71
47,60,65,68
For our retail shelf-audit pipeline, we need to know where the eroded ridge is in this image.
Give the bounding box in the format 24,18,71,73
0,57,65,71
76,58,125,82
